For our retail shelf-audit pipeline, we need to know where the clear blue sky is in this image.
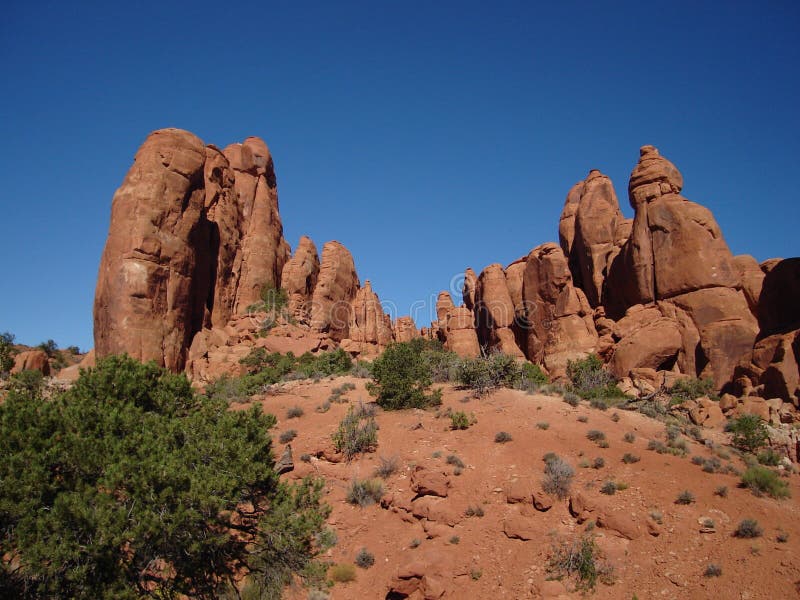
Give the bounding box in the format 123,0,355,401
1,1,798,351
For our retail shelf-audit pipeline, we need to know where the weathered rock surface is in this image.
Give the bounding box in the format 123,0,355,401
94,129,210,371
223,137,290,313
393,316,419,342
522,243,598,376
474,263,525,357
280,235,319,324
309,241,359,341
11,350,51,376
560,169,623,307
341,280,393,356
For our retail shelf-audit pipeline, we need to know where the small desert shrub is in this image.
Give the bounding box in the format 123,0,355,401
777,531,790,543
611,412,620,422
704,563,722,577
728,414,769,453
741,466,791,499
329,563,356,582
650,510,663,524
547,534,613,592
600,481,617,495
563,392,581,407
577,415,589,423
714,485,728,498
691,455,705,466
431,450,442,458
350,360,372,378
622,453,640,464
670,377,717,403
702,457,722,473
543,455,574,499
450,411,473,430
354,548,375,569
278,429,297,444
446,454,465,469
592,457,605,469
373,455,399,479
675,490,695,505
316,400,331,413
702,518,715,529
586,430,606,442
566,354,625,402
465,504,485,517
449,535,460,544
332,403,378,460
286,405,304,419
346,478,384,507
470,569,482,580
647,439,666,453
300,453,311,462
536,421,550,430
409,538,421,548
757,448,782,466
542,452,558,464
494,431,513,443
597,440,609,448
578,459,590,468
734,519,763,538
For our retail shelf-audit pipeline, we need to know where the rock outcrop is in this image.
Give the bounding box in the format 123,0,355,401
309,241,360,341
474,264,524,358
280,235,320,324
521,243,598,376
94,129,212,371
559,169,626,307
341,280,393,356
393,317,419,342
434,291,480,357
11,350,51,376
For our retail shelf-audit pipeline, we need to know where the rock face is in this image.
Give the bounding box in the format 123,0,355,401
341,280,393,356
95,129,395,374
393,317,419,342
94,129,211,371
309,241,360,341
559,169,625,307
223,138,291,313
474,264,524,358
280,235,320,324
521,243,598,376
434,291,480,357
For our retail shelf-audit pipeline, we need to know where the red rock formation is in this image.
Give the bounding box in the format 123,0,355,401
559,170,624,307
444,305,481,357
462,267,478,310
341,280,393,356
733,255,764,316
522,243,598,376
280,236,320,324
11,350,51,376
223,137,290,313
474,263,524,357
393,317,419,342
94,129,210,371
309,241,360,341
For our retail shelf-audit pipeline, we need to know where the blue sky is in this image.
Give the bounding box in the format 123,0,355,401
1,1,798,351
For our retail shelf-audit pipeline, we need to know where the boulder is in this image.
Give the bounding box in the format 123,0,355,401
443,305,480,358
609,317,683,379
11,350,50,376
474,263,525,357
410,467,450,498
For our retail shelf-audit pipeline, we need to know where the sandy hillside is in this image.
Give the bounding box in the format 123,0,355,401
235,377,800,600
